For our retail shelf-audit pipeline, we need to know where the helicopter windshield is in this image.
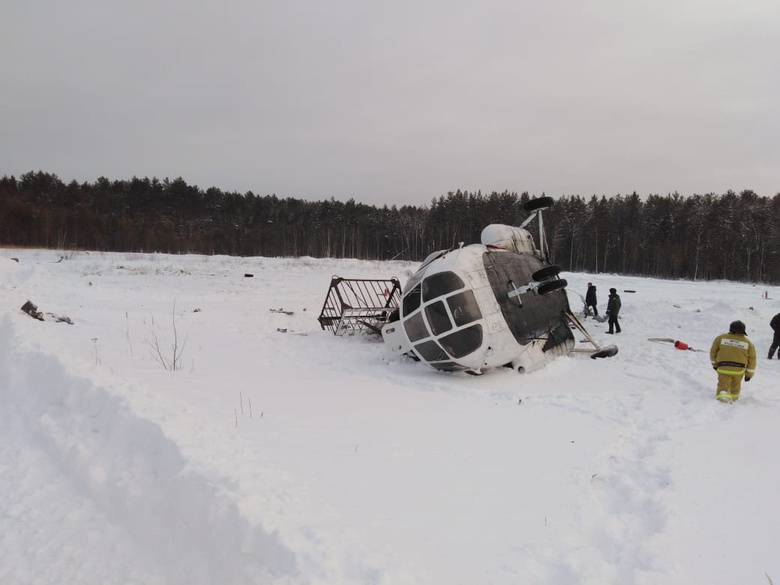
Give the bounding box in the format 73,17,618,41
422,271,465,301
402,270,484,368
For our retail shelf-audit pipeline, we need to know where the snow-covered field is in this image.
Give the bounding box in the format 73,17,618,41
1,248,779,585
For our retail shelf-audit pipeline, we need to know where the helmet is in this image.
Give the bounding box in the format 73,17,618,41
729,320,746,334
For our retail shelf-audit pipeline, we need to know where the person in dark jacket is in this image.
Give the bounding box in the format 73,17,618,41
585,283,598,317
711,320,756,402
606,288,621,334
769,312,780,359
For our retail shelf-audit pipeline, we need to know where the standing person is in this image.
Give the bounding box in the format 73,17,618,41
585,283,598,318
710,320,756,403
769,312,780,359
606,288,621,334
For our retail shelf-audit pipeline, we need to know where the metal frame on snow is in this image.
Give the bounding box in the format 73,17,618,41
317,276,402,335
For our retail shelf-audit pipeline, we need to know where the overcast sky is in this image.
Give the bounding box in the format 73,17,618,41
2,0,779,206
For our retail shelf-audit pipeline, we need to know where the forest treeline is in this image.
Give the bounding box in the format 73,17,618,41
2,171,779,283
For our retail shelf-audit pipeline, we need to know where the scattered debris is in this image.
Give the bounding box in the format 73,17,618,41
10,257,19,263
46,313,73,324
20,300,73,324
193,308,202,312
244,273,254,278
276,328,308,336
624,289,636,293
271,308,294,316
21,300,44,321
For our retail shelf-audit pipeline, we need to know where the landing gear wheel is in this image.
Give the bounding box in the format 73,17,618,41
523,196,554,212
591,345,619,359
532,264,561,282
537,278,567,295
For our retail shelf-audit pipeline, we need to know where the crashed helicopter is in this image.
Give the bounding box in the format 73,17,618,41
317,197,617,375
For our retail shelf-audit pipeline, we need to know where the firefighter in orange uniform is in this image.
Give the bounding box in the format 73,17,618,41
709,320,756,403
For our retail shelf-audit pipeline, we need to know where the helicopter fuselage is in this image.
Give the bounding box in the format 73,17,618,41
381,225,574,374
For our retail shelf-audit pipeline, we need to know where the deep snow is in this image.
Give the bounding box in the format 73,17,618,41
1,248,779,585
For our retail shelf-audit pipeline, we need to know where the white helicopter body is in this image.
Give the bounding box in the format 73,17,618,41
381,223,574,374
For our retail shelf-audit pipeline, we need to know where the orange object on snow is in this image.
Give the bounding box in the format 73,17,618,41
674,340,689,350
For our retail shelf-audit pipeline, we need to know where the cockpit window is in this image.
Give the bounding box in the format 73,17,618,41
425,301,452,335
413,339,449,362
431,361,467,372
402,284,422,316
422,272,465,302
403,310,428,342
447,290,481,326
438,324,483,359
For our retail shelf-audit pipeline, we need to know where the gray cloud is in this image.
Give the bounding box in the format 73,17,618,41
2,0,779,205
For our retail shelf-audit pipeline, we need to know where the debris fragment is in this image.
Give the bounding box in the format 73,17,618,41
21,300,44,321
46,313,74,324
20,300,73,323
271,308,294,316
